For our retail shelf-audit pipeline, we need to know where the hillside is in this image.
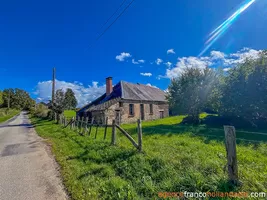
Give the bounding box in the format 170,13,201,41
31,114,267,200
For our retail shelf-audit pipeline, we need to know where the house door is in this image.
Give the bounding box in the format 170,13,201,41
140,104,145,120
115,110,121,125
159,111,164,119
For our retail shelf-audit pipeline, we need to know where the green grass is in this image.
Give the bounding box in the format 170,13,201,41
64,110,76,118
0,108,20,123
31,115,267,200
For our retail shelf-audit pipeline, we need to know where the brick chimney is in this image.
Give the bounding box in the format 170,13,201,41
106,77,113,95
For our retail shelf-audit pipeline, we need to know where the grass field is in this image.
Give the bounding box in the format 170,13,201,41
31,115,267,200
64,110,76,118
0,108,20,123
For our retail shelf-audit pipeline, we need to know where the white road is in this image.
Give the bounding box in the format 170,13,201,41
0,112,67,200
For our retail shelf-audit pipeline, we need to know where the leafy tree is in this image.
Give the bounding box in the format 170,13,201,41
219,52,267,126
2,88,35,110
0,91,3,107
167,67,219,124
54,89,65,115
205,69,224,113
64,88,77,110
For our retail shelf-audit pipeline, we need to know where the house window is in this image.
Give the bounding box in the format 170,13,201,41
119,102,123,107
129,104,134,116
149,104,153,114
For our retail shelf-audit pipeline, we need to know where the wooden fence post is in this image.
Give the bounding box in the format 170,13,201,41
95,124,99,139
137,119,143,152
115,124,139,149
83,117,88,135
78,116,81,130
72,117,76,130
75,117,79,130
104,117,108,140
111,120,116,145
88,117,94,136
81,117,85,135
70,117,74,129
64,116,66,126
59,114,62,124
224,125,238,184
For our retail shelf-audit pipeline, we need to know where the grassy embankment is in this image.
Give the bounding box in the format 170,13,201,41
0,108,20,123
31,114,267,200
64,110,76,119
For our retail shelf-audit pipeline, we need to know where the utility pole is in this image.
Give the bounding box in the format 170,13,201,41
52,67,56,108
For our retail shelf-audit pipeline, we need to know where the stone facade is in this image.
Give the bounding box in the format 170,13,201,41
104,100,169,124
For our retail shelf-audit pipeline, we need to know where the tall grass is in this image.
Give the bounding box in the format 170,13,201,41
31,116,267,200
0,108,20,123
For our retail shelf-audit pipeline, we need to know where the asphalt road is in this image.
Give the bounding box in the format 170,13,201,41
0,112,67,200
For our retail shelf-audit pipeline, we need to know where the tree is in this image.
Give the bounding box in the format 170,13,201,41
0,91,3,107
63,88,77,110
54,89,65,115
167,67,220,124
219,52,267,126
2,88,35,110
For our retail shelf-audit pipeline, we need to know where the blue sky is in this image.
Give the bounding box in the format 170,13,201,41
0,0,266,106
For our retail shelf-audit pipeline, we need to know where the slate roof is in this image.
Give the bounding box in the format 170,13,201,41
121,81,167,102
77,81,167,113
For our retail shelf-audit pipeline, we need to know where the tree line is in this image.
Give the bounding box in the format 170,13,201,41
167,50,267,126
0,87,77,119
0,88,35,110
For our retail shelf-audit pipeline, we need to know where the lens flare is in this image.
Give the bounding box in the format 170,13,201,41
199,0,256,56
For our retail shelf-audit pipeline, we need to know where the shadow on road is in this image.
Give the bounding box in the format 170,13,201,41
0,123,33,129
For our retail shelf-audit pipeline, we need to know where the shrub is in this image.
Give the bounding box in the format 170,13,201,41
33,104,49,118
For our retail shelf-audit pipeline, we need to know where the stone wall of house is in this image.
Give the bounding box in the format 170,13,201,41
91,111,105,124
158,103,169,118
105,101,169,124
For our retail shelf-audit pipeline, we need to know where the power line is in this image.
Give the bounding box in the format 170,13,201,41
100,0,128,30
89,0,136,48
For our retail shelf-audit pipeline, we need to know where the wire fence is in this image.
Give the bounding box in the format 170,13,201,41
136,124,267,144
51,112,267,186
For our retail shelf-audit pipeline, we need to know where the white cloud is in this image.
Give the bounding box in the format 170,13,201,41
132,59,139,64
167,49,175,54
116,52,131,61
164,48,262,79
223,68,231,72
140,72,152,77
224,48,261,66
164,62,172,68
155,58,163,65
210,51,225,59
156,75,166,80
132,59,145,65
35,80,106,107
146,83,159,88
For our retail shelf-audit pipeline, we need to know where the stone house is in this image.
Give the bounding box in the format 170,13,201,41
76,77,169,124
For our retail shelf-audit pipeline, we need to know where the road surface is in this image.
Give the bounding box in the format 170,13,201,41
0,112,67,200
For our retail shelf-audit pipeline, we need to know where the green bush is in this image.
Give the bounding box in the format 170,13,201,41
33,104,50,118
